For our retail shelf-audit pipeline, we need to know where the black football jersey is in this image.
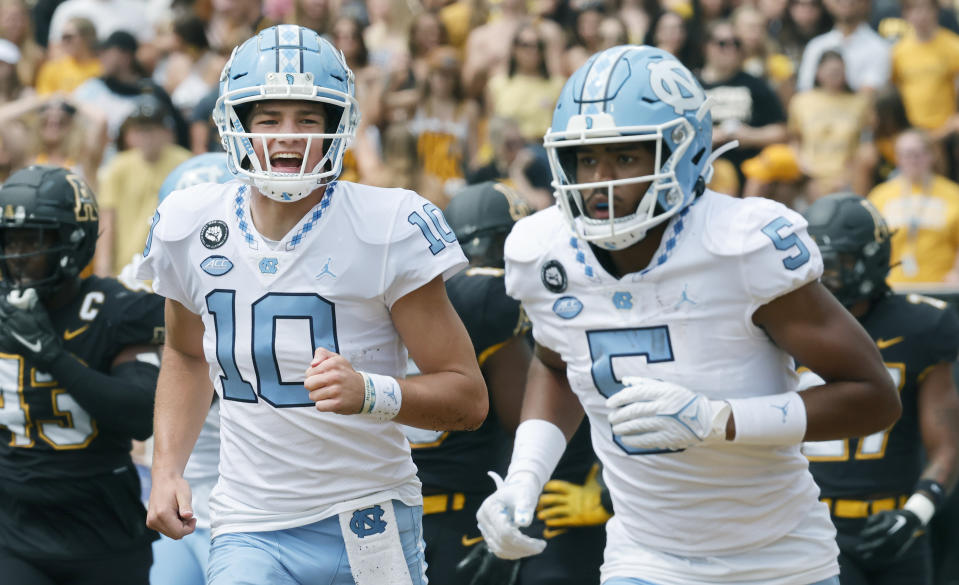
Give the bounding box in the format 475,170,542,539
807,293,959,498
0,276,164,482
411,268,529,491
412,267,596,491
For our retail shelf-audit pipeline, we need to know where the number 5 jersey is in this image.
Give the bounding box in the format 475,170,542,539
138,180,467,537
504,189,837,584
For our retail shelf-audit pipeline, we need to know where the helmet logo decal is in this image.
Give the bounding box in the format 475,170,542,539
541,260,568,293
286,73,294,85
201,220,229,249
66,173,98,222
492,183,531,222
648,60,705,115
859,200,890,243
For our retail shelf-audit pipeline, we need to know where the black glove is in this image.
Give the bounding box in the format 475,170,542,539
455,541,521,585
0,289,63,368
855,509,922,562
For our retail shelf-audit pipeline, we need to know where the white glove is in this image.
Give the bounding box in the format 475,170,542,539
476,471,547,560
607,376,731,451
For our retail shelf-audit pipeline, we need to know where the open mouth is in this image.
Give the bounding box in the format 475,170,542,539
270,152,304,173
585,194,611,220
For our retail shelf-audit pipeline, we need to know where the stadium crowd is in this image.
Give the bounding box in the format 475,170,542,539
0,0,958,584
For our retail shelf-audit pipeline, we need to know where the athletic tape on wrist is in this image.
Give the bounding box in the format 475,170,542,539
727,391,807,445
358,372,402,421
506,419,568,490
905,492,936,525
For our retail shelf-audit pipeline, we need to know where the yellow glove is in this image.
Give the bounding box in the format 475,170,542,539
536,463,612,528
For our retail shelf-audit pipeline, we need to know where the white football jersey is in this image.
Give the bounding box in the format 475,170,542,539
138,180,467,536
505,190,838,581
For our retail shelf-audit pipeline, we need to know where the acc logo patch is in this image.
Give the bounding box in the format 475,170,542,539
200,255,233,276
200,220,229,249
647,60,704,115
552,296,583,319
541,260,567,293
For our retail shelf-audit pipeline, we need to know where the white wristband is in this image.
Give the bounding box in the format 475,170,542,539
727,391,807,446
506,419,568,490
904,492,936,526
359,372,402,421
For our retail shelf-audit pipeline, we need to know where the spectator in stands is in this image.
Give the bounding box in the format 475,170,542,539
891,0,959,177
0,0,44,88
34,16,100,95
0,93,107,185
796,0,890,96
733,4,796,105
563,1,607,76
331,15,384,128
852,86,911,195
645,9,702,70
205,0,275,53
462,0,563,98
487,21,565,144
699,19,788,192
868,128,959,284
466,115,552,210
47,0,155,46
287,0,336,37
73,30,188,162
774,0,833,67
408,11,448,88
787,50,870,199
154,14,225,121
0,39,29,104
95,96,191,276
409,46,480,207
0,120,25,181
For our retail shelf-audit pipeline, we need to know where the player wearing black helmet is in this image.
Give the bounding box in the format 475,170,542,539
803,193,959,585
407,181,531,585
0,165,165,585
417,182,608,585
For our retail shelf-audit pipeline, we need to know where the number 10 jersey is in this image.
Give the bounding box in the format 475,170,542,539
138,180,467,537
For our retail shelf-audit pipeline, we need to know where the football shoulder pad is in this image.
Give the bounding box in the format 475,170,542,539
504,206,567,265
701,191,810,257
336,182,442,246
152,181,239,244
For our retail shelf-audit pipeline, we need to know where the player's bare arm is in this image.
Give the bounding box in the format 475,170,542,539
918,362,959,493
147,298,215,540
392,276,488,431
305,276,487,430
752,280,901,441
484,334,532,434
521,343,585,440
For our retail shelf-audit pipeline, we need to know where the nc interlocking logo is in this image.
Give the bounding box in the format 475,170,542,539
349,505,387,538
259,257,278,274
648,60,704,115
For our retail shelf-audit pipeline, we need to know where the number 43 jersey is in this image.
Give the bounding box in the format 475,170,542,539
505,190,831,561
138,180,467,537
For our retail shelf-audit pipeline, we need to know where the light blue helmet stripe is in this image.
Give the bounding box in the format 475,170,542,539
579,46,641,115
277,25,302,73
